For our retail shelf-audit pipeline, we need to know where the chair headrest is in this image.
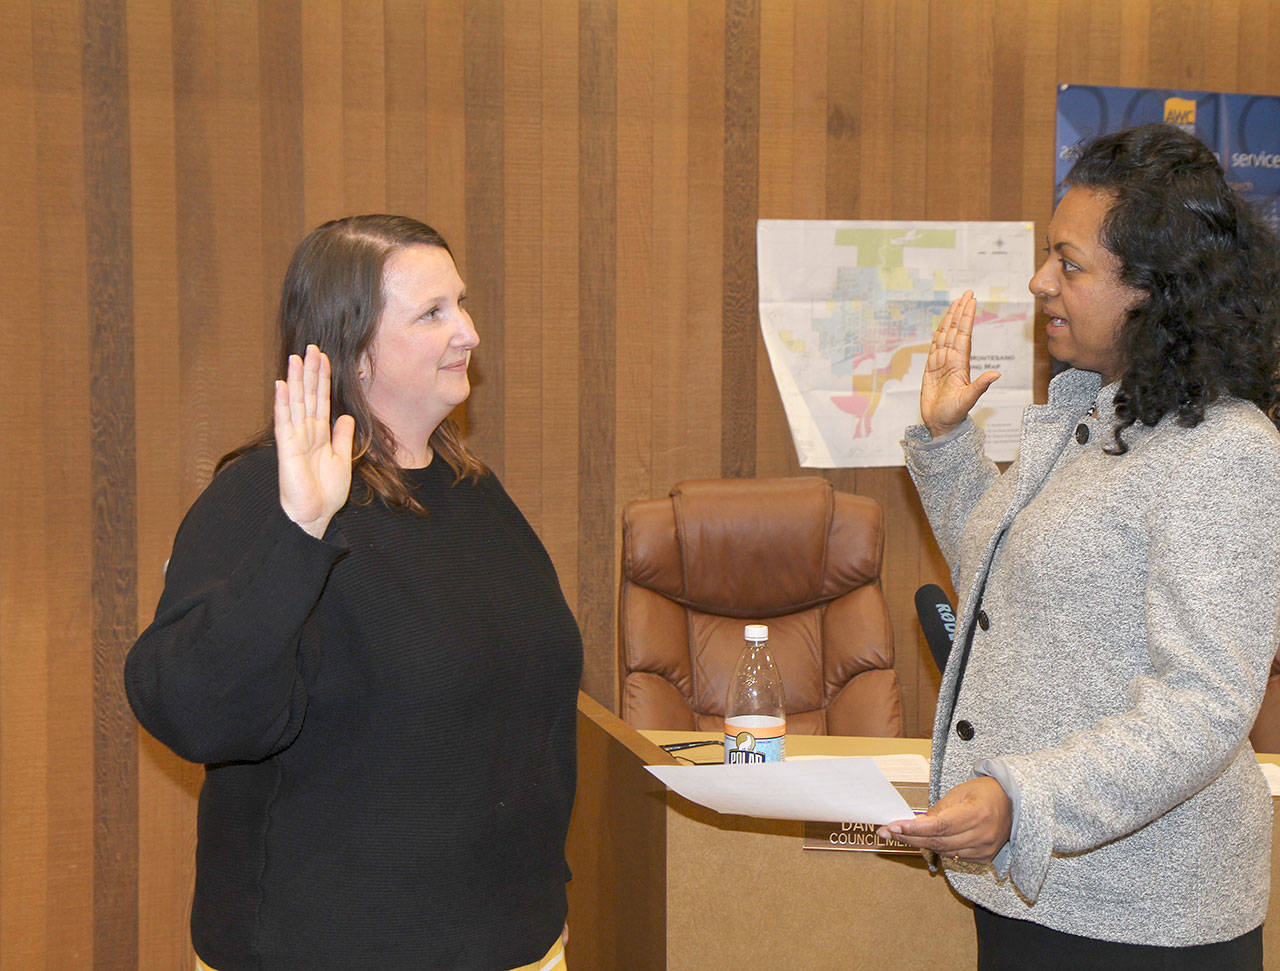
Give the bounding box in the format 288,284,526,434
623,477,881,617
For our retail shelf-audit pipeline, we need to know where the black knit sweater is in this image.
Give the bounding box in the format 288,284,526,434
125,448,583,970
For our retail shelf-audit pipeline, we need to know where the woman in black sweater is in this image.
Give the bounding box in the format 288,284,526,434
126,216,583,970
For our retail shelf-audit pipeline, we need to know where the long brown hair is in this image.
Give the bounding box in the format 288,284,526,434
219,215,486,512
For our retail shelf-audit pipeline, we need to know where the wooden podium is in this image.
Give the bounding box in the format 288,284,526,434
566,691,1280,969
565,692,976,969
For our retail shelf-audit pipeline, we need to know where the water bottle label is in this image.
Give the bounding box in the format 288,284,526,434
723,715,786,764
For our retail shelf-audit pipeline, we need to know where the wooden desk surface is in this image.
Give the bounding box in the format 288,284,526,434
642,728,931,760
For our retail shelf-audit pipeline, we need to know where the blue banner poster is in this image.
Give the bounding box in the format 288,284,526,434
1055,84,1280,231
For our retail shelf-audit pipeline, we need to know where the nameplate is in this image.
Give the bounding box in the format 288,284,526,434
802,782,928,854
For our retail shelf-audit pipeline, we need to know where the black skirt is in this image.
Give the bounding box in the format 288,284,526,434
974,905,1262,971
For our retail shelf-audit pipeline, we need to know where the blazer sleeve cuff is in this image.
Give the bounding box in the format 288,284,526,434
998,755,1056,902
974,758,1021,878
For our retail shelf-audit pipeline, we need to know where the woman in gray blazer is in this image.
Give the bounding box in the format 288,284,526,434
884,124,1280,968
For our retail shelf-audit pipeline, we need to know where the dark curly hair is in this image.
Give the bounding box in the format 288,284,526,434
1064,123,1280,452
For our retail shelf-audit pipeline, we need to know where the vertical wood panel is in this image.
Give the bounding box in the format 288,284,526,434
127,1,198,965
211,0,267,458
502,0,544,517
341,0,386,212
577,0,617,703
424,0,467,261
1,6,48,966
615,0,655,513
6,0,1280,961
385,1,428,219
36,0,95,961
720,0,760,478
464,0,506,472
686,0,726,479
82,0,140,964
825,0,861,218
300,0,344,225
1237,0,1278,92
753,1,800,477
258,0,306,367
537,0,581,603
649,2,693,493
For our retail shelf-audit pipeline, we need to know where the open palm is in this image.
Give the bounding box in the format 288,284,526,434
920,291,1001,438
274,345,356,539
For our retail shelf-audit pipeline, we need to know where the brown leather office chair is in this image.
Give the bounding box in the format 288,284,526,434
619,477,904,736
1250,648,1280,753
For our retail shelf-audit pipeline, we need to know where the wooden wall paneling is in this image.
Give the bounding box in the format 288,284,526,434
1064,0,1122,85
463,0,506,474
927,0,995,220
1237,0,1278,91
816,0,863,557
755,1,828,477
824,0,860,222
685,1,726,486
577,0,617,705
503,0,545,516
172,0,225,492
36,0,96,961
858,0,899,222
1200,2,1241,91
211,0,268,462
753,0,803,478
990,0,1028,221
1020,0,1059,401
615,0,655,514
1,5,49,963
300,0,345,227
791,1,829,219
537,0,580,606
886,0,929,221
1115,0,1151,87
258,0,306,372
424,0,468,267
340,0,387,214
1148,0,1217,90
758,0,795,218
648,1,695,495
127,1,201,966
720,0,760,479
384,0,430,220
82,0,141,964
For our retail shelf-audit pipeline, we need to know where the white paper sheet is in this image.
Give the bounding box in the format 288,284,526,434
646,757,914,825
1258,761,1280,796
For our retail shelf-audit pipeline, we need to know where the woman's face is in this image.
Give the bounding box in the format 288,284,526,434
360,245,478,464
1028,186,1144,385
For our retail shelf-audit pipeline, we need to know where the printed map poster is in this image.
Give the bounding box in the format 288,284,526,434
1056,84,1280,230
757,220,1035,468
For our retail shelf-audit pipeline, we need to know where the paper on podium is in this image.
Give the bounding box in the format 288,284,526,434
646,757,914,825
1259,761,1280,796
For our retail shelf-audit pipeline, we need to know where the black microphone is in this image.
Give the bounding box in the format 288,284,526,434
915,584,957,673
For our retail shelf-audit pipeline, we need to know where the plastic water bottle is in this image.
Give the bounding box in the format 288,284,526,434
723,624,786,764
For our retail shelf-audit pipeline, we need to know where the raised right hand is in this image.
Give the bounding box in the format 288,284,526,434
273,344,356,539
920,291,1001,438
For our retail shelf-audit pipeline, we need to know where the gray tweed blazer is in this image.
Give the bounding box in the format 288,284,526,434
903,367,1280,946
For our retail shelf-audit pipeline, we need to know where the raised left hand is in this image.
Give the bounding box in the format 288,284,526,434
876,776,1012,864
